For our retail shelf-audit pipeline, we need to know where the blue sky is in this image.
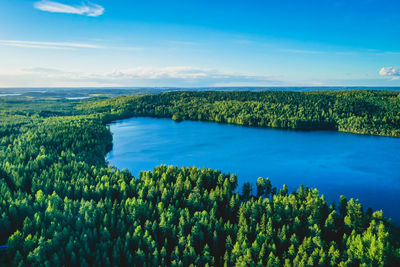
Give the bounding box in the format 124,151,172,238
0,0,400,87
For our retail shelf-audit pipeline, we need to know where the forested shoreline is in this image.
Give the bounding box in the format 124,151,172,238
1,91,400,266
83,90,400,137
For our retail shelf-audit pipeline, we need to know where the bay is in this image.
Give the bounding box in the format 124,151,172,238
107,117,400,223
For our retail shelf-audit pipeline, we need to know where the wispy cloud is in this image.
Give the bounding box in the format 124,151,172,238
24,67,67,74
234,39,254,45
167,41,195,46
34,0,104,17
379,67,400,80
106,66,278,84
280,48,323,54
370,51,400,56
6,66,399,87
0,40,104,49
14,66,282,87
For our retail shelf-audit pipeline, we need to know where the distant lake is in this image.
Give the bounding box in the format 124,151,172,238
107,117,400,223
0,93,22,97
65,96,91,100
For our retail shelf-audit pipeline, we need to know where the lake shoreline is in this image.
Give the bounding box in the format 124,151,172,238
107,116,400,224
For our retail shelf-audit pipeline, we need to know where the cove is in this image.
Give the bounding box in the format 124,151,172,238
107,117,400,223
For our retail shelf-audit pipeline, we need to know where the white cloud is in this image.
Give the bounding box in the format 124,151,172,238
1,66,282,87
0,40,104,49
34,0,104,17
24,67,67,74
108,67,213,79
234,39,254,45
379,67,400,78
105,67,278,84
280,48,323,54
167,41,195,46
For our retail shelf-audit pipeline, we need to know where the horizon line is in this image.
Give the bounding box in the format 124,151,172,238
2,86,400,89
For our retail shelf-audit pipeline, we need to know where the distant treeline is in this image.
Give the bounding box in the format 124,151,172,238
0,92,399,266
82,90,400,137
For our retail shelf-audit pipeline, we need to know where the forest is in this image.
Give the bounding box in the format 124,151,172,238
83,90,400,137
0,90,400,266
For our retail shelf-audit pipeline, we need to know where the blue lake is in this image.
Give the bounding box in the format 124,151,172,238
107,117,400,223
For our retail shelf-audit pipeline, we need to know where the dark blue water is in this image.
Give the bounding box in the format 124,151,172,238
107,117,400,223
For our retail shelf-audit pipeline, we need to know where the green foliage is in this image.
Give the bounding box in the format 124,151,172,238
82,90,400,137
0,91,399,266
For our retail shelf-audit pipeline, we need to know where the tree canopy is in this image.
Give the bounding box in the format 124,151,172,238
82,90,400,137
0,91,399,266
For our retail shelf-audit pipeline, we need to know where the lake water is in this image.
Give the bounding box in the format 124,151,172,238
107,117,400,223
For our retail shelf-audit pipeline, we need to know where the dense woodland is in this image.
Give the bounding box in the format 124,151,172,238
0,91,400,266
83,90,400,137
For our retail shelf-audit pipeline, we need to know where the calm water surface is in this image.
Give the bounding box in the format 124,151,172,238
107,117,400,223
